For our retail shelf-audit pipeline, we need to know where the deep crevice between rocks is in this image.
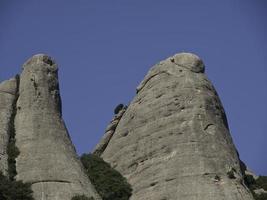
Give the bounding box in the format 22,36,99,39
7,74,20,181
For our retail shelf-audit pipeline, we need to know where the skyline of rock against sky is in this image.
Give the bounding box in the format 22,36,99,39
0,1,266,175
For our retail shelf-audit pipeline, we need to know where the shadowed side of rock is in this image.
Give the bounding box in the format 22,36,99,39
0,78,17,176
99,53,254,200
15,54,101,200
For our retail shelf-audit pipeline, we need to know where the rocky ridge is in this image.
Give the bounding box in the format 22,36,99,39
0,52,264,200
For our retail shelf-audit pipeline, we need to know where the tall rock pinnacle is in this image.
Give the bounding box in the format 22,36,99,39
0,77,18,176
14,54,101,200
99,53,254,200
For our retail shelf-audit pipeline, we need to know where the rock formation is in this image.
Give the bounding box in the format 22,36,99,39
93,105,127,156
98,53,255,200
0,77,18,176
1,52,259,200
11,54,101,200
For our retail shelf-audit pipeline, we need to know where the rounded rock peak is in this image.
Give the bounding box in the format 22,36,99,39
170,52,205,73
23,54,56,69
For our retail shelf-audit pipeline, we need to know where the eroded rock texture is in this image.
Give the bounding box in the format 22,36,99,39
15,54,101,200
0,77,17,176
100,53,254,200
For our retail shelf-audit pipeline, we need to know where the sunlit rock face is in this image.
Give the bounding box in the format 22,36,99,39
100,53,254,200
15,54,101,200
0,77,17,176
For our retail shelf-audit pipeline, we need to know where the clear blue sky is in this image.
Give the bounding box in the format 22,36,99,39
0,0,266,175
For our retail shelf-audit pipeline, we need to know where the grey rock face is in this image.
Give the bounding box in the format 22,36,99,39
0,78,17,175
100,53,254,200
93,107,127,156
15,54,101,200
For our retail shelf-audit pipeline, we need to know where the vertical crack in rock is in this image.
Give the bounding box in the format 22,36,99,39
15,54,101,200
97,52,255,200
7,75,20,180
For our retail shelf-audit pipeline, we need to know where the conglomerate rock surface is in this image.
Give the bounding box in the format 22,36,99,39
14,54,101,200
0,77,17,176
100,53,254,200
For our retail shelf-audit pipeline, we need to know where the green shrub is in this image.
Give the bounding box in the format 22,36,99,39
244,174,256,189
256,176,267,191
7,139,20,180
71,194,94,200
254,193,267,200
244,175,267,191
7,74,20,180
244,174,267,200
0,172,34,200
80,154,132,200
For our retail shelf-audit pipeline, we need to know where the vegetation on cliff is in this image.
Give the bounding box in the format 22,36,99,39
80,153,132,200
244,174,267,200
7,74,20,180
0,172,33,200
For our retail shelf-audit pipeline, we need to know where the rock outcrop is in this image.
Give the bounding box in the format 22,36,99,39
99,53,254,200
0,77,18,176
93,105,127,156
14,54,101,200
1,52,258,200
